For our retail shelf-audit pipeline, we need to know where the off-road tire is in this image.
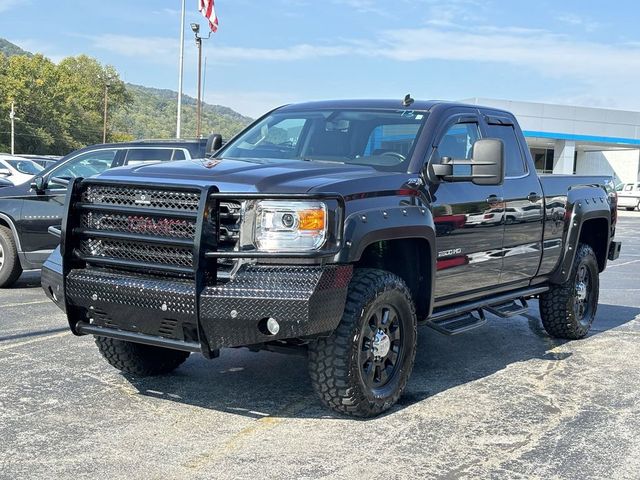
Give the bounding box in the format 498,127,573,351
95,337,190,376
0,225,22,288
308,268,417,417
539,243,599,339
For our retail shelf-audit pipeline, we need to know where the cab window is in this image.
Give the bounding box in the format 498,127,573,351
485,124,527,177
48,149,118,188
437,123,479,160
125,148,175,165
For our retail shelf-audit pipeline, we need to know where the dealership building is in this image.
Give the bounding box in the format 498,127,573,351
464,98,640,184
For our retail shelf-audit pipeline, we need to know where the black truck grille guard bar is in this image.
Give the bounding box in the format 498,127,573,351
59,178,346,355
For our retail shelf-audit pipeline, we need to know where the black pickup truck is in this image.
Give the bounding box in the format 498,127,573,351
42,99,621,417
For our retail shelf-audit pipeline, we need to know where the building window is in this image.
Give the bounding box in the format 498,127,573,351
531,148,554,173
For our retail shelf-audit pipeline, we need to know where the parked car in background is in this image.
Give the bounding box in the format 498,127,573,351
18,154,62,169
0,154,44,185
617,182,640,210
0,136,219,287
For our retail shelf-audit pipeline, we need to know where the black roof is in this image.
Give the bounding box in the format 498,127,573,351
277,99,513,116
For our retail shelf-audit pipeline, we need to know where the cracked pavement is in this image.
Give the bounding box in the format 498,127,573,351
0,211,639,479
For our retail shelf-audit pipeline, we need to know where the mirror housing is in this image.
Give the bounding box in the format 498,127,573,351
206,133,223,154
431,138,504,186
0,168,11,177
30,176,46,192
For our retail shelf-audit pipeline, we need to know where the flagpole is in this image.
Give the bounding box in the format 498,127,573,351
176,0,186,138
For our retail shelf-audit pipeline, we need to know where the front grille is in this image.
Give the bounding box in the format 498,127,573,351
217,202,242,274
82,185,200,211
80,212,197,239
78,238,194,268
73,182,242,280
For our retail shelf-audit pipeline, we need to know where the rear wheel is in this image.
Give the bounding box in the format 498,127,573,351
0,225,22,288
308,269,417,417
95,337,190,376
539,243,599,339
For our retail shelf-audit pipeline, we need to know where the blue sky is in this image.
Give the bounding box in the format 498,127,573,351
2,0,640,117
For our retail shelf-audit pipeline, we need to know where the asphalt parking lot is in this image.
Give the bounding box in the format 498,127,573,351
1,211,639,479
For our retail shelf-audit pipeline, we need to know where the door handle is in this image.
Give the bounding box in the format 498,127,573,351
527,192,541,202
486,195,504,206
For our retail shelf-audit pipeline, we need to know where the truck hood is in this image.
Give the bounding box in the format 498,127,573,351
96,157,415,196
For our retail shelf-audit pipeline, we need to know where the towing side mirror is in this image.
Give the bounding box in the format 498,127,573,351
206,133,223,154
431,138,505,186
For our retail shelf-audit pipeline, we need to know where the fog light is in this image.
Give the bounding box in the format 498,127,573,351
266,317,280,335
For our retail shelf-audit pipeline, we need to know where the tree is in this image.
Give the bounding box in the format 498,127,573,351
0,53,130,154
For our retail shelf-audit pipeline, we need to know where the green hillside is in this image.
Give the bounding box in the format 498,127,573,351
112,83,252,141
0,38,31,57
0,38,252,154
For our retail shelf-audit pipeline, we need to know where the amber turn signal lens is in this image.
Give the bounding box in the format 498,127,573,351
298,209,326,231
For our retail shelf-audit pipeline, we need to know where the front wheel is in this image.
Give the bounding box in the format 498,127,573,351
539,243,599,339
308,269,417,417
95,337,190,376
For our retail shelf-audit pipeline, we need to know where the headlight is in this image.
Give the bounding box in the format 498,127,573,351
254,200,327,251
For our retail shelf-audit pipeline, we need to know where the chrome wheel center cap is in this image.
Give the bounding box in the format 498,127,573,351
372,329,391,358
576,282,587,302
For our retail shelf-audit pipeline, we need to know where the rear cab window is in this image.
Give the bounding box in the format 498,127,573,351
484,124,527,177
124,148,187,165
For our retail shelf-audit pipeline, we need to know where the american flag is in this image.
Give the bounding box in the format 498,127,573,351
198,0,219,33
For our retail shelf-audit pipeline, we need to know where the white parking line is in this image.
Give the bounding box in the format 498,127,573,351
0,300,52,308
0,331,68,352
607,259,640,268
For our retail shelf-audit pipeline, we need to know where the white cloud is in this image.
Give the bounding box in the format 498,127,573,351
557,13,603,32
85,20,640,110
331,0,385,15
0,0,24,13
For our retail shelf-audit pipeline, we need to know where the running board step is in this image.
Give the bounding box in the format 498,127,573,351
485,298,529,318
425,309,487,336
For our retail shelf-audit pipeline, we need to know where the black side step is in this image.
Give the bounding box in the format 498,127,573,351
425,309,486,336
485,298,529,318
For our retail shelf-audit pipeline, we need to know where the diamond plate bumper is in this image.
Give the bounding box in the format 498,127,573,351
53,263,352,353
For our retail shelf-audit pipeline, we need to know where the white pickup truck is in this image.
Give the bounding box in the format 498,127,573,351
617,182,640,211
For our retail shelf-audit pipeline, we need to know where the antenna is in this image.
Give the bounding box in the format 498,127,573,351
403,94,415,107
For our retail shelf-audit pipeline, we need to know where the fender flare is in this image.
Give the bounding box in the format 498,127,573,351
550,187,611,284
334,204,437,316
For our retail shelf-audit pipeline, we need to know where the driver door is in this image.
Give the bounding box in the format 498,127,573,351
18,148,122,255
429,113,505,303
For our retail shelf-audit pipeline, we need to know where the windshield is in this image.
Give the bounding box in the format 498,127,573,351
220,109,428,171
5,159,43,175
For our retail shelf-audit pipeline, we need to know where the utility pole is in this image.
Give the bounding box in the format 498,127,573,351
9,102,15,155
176,0,186,138
195,34,203,138
191,23,211,139
103,81,110,143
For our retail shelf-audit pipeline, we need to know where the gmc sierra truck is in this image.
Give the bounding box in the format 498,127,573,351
42,99,621,417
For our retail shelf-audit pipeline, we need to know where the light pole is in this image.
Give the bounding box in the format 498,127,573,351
176,0,186,138
191,23,211,138
103,80,111,144
9,102,15,155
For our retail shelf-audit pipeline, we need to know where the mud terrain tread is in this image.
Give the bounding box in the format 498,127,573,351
539,243,599,340
95,336,190,376
308,268,417,417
